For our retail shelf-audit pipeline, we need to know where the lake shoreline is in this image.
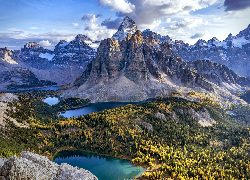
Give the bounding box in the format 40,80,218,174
52,148,148,180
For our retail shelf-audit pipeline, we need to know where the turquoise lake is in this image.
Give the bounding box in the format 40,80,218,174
53,150,146,180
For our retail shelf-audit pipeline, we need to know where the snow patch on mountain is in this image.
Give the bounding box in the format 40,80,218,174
59,41,70,47
232,37,249,48
39,53,54,61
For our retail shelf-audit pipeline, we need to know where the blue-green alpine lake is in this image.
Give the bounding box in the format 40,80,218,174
53,150,146,180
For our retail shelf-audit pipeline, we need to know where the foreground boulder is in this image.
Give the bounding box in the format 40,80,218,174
0,151,97,180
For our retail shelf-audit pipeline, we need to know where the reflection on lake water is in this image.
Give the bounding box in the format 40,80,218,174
59,101,148,118
53,150,146,180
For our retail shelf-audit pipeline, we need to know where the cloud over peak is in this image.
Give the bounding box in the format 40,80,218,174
169,18,208,30
99,0,217,30
81,14,103,31
101,18,123,29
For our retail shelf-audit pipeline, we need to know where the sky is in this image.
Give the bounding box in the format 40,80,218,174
0,0,250,50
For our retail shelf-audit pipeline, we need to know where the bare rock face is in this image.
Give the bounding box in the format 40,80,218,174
0,151,97,180
187,60,250,87
0,47,18,65
188,108,216,127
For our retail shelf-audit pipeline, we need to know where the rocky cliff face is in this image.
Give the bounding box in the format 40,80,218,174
62,17,250,104
0,151,97,180
0,47,18,65
187,60,250,89
0,48,56,91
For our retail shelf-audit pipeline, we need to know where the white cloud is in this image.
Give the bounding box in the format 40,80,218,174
82,14,103,31
82,14,98,23
86,30,116,41
140,20,162,30
100,0,218,30
169,18,208,30
29,27,40,29
38,40,52,46
72,23,79,27
85,23,102,31
8,28,24,33
99,0,135,13
190,30,209,39
166,18,171,23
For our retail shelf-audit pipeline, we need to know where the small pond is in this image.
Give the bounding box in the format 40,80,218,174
53,150,146,180
43,97,60,106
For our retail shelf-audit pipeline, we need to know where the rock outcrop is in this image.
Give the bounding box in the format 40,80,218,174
0,48,18,65
0,151,97,180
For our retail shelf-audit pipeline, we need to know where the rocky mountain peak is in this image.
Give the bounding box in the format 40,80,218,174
225,33,233,41
195,39,207,46
24,42,44,50
236,24,250,40
207,37,220,45
0,47,18,65
111,16,137,41
142,29,171,44
74,34,92,43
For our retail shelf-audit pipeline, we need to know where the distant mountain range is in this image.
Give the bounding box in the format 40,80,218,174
0,35,98,91
1,16,250,106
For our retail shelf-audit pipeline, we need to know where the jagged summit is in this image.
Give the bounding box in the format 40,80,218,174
207,37,220,45
75,34,92,41
236,24,250,40
111,16,137,41
23,42,44,50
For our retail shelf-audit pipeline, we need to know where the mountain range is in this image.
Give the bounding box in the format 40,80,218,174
1,16,250,106
62,16,250,106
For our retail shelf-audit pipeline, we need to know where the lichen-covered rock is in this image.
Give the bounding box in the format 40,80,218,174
155,112,167,121
188,108,216,127
0,155,53,180
21,151,59,176
134,118,153,132
0,151,97,180
57,163,97,180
